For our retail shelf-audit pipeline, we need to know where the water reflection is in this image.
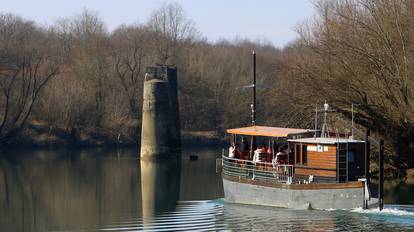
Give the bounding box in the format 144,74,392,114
384,177,414,205
0,147,414,231
141,158,181,219
0,148,223,231
0,149,142,231
180,148,223,200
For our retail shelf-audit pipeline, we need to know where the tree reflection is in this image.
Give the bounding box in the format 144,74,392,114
0,148,224,231
0,149,141,231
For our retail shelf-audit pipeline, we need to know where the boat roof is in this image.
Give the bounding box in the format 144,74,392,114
288,137,365,144
226,126,311,137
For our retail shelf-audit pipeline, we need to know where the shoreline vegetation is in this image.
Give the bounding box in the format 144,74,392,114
6,119,225,148
0,1,413,179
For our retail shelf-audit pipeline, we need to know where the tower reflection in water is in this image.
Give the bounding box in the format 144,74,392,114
140,157,181,221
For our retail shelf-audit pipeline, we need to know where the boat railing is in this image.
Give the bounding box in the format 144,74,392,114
222,155,294,183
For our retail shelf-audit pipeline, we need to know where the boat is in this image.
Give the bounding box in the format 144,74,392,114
222,125,380,210
221,52,380,210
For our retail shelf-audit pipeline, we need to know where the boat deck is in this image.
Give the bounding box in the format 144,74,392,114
222,174,363,190
222,155,330,185
221,155,375,209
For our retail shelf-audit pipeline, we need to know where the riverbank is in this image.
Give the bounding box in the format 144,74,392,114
2,121,225,148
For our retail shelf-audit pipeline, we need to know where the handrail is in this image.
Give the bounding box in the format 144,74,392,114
222,155,293,167
222,155,294,183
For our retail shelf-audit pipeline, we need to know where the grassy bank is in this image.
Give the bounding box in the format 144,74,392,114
2,120,225,148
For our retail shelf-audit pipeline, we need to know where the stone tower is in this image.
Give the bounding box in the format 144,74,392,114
140,65,181,159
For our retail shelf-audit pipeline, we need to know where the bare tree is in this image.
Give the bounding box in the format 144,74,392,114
0,14,60,144
53,10,110,128
110,25,150,116
147,2,199,64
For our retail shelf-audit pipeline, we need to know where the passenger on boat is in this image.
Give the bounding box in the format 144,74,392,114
240,137,249,151
273,145,279,157
266,146,273,162
240,137,250,159
229,143,236,158
275,147,287,164
253,144,267,163
266,146,273,155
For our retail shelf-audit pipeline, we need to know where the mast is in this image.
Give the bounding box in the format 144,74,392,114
314,104,318,138
249,51,257,159
252,50,256,126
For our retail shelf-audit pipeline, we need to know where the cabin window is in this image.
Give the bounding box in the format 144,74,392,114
302,145,308,165
348,150,356,163
295,144,301,164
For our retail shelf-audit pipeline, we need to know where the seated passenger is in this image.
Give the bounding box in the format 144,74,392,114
253,144,267,163
276,147,287,164
240,137,249,151
282,145,288,154
238,137,250,159
234,143,241,159
229,143,236,158
266,146,273,162
266,146,273,155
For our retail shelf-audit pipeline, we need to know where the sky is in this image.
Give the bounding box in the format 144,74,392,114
0,0,315,48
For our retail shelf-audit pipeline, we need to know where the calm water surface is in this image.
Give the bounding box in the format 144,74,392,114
1,146,414,231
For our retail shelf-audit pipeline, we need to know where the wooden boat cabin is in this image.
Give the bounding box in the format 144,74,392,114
288,137,365,183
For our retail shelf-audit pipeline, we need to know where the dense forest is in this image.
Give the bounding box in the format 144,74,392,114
0,0,413,178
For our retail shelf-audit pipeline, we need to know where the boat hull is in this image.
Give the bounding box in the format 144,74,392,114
223,175,365,210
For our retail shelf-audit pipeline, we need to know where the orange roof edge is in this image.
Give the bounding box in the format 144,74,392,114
226,125,311,137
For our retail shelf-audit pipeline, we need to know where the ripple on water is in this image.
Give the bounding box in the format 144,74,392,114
99,200,226,232
58,201,414,232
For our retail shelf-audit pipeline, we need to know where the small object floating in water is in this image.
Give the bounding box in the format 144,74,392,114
189,155,198,161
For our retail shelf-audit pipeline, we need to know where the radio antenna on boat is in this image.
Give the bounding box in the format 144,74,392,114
313,100,336,138
321,100,331,138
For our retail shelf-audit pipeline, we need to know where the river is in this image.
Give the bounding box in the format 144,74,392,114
0,146,413,231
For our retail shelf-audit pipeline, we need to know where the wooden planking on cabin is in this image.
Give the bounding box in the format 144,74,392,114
306,162,336,169
295,167,336,177
306,156,336,161
307,158,336,164
307,159,336,165
308,149,336,155
307,152,337,158
294,144,337,162
308,150,337,157
306,148,337,169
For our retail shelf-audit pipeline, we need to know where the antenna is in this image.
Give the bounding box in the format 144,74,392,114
314,104,318,139
321,100,330,138
252,50,256,126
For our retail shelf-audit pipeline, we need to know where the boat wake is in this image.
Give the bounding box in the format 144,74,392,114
351,205,414,217
347,204,414,228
